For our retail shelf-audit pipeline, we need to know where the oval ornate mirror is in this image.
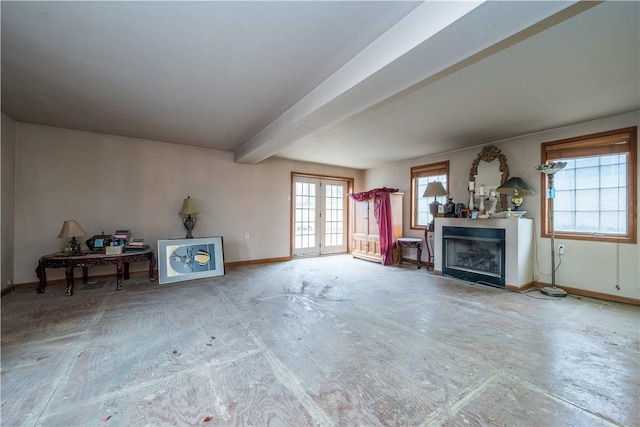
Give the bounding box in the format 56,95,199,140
469,145,509,210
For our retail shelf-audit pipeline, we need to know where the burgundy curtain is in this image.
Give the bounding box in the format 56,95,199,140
349,187,399,265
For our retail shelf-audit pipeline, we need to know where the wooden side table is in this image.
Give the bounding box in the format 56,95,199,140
424,230,434,270
396,238,422,269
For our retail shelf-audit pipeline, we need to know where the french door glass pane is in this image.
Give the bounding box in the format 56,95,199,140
294,182,316,249
324,184,344,247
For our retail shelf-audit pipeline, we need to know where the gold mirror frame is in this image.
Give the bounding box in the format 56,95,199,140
469,145,510,209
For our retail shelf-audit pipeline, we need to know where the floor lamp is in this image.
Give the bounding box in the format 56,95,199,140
535,161,567,297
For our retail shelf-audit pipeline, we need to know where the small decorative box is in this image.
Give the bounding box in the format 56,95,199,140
105,246,123,255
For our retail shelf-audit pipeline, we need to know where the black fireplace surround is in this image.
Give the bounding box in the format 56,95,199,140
442,226,506,288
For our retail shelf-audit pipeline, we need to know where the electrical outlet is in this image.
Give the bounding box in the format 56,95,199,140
244,232,250,239
557,244,565,255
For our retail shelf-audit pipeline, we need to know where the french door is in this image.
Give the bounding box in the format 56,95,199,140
293,176,348,256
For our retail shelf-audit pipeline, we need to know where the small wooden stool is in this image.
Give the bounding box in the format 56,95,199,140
396,238,422,269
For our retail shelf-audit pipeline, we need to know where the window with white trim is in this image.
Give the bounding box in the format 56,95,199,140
540,127,637,243
411,161,449,229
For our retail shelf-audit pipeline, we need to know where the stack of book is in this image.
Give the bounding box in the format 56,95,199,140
125,238,148,252
113,230,131,243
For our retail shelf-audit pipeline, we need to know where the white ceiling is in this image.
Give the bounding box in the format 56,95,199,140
2,1,639,170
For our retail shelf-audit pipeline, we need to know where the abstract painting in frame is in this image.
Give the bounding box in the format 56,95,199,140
157,236,225,284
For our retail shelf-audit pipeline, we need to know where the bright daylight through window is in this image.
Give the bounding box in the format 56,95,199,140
540,127,637,243
411,161,449,229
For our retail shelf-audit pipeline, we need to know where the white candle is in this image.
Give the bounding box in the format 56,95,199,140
478,185,485,196
469,181,475,191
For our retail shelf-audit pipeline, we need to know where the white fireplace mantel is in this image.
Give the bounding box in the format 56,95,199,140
433,217,534,290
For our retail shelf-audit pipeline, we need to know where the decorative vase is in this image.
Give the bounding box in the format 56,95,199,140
444,198,456,217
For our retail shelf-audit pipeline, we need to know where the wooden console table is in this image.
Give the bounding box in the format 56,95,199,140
35,249,156,296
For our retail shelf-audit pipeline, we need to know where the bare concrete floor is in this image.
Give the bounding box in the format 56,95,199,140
1,255,639,426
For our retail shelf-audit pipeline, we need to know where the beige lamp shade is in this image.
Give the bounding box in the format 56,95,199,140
179,196,199,216
57,220,87,239
423,181,448,198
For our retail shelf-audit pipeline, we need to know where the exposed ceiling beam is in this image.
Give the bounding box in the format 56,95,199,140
234,1,484,164
234,0,594,165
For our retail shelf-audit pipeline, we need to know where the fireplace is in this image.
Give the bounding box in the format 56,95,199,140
434,218,534,290
442,226,506,288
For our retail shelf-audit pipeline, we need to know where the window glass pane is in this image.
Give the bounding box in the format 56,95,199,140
417,197,428,213
575,211,599,233
600,164,620,188
416,175,447,227
575,189,599,211
411,162,449,228
601,211,624,234
554,169,574,190
551,152,628,236
575,157,599,168
554,190,574,211
575,166,599,189
554,211,574,231
618,211,628,233
417,211,429,226
600,190,620,211
599,155,618,166
617,187,627,209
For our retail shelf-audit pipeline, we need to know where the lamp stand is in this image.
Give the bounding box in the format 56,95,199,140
182,215,197,239
540,173,567,297
510,192,523,211
61,237,82,255
70,237,82,254
429,199,441,231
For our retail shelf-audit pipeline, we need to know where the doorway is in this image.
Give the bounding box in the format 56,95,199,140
292,175,350,257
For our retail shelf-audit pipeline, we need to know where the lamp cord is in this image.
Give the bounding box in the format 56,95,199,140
531,218,561,278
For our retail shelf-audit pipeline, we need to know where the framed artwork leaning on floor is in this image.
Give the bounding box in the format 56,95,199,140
157,236,225,284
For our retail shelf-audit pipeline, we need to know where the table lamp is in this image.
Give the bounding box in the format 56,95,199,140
495,177,534,211
423,181,448,231
58,220,87,255
179,196,199,238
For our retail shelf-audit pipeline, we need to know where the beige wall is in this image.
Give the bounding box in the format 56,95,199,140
366,111,640,300
12,123,363,284
7,112,640,300
2,113,16,290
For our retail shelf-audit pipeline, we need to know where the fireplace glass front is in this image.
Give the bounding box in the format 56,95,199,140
442,226,506,288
